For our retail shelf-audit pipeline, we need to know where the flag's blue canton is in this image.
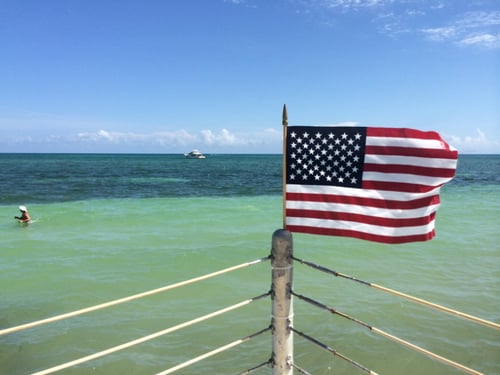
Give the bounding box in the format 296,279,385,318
286,126,367,188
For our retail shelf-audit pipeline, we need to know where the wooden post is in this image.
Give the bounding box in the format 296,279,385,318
271,229,294,374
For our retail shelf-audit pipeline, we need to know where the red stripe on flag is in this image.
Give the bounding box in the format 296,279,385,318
365,145,458,159
361,180,439,193
286,209,436,228
367,127,442,140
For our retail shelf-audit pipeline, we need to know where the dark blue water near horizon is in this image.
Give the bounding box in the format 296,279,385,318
0,153,498,205
0,154,283,204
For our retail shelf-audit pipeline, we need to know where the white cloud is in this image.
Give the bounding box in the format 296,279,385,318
421,26,457,41
201,128,238,145
96,130,113,141
328,121,359,127
77,129,199,146
223,0,258,8
459,10,500,28
2,124,499,154
405,9,425,17
321,0,389,9
447,129,500,154
458,33,500,48
296,1,500,49
3,127,282,153
421,10,500,48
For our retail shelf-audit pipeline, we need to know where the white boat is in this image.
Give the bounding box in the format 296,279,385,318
184,149,206,159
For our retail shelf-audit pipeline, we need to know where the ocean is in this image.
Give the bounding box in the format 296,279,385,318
0,153,498,375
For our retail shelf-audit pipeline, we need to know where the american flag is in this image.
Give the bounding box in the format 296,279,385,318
285,126,458,244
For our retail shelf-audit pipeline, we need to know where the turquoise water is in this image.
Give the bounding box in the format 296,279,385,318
0,154,499,374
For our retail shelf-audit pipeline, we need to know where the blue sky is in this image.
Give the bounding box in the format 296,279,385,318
1,0,499,154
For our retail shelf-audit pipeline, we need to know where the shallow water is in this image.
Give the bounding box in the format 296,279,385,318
0,154,499,374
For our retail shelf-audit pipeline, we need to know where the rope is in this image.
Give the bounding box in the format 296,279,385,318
291,327,379,375
292,256,499,330
293,291,484,375
237,359,272,375
1,257,269,337
31,292,270,375
292,292,371,329
373,327,483,375
291,363,312,375
156,326,272,375
370,283,499,330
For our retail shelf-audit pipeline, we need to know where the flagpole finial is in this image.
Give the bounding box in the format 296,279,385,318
282,104,288,127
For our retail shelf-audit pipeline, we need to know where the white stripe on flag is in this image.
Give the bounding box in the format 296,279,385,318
285,200,440,219
285,217,436,237
364,154,458,169
362,172,453,186
286,184,440,201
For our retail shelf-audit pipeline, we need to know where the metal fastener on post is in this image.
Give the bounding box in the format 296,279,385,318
271,229,294,375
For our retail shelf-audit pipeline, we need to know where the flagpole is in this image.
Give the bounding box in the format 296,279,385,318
282,104,288,229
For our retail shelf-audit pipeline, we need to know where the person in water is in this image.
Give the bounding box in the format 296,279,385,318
15,205,31,223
